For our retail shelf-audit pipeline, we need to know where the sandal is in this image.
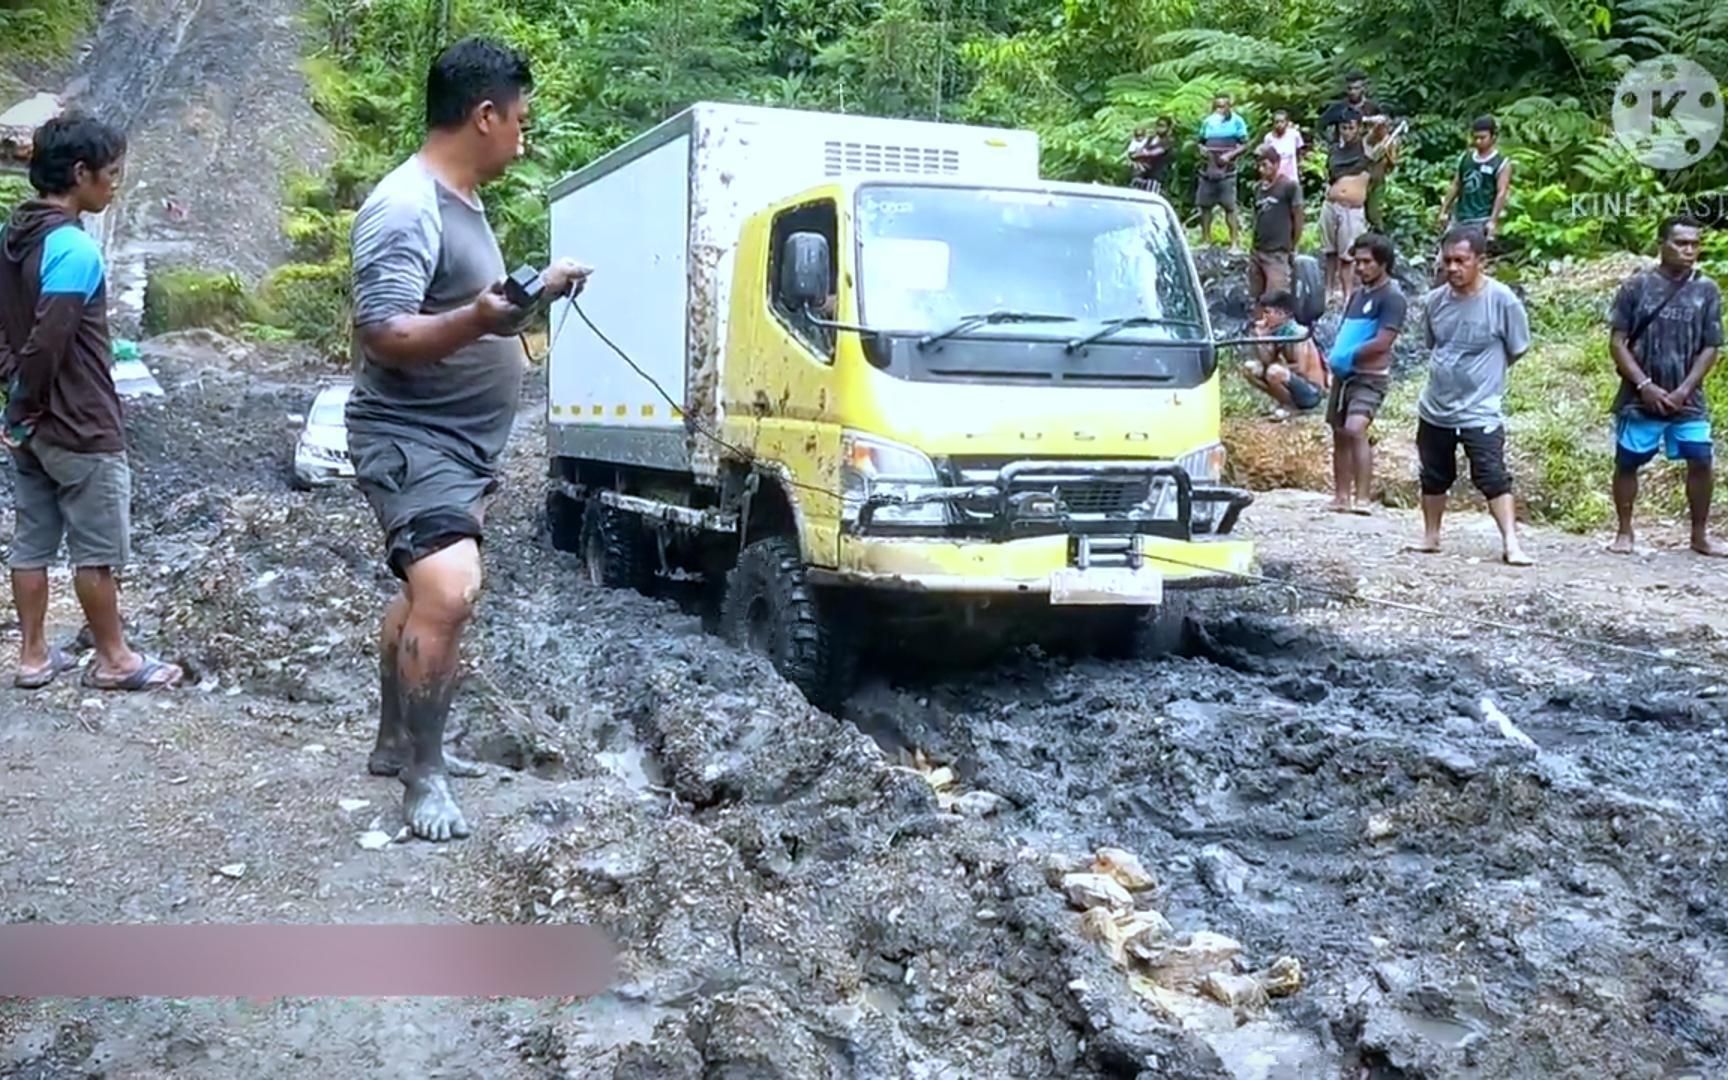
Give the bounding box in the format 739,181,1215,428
15,647,77,690
81,653,183,692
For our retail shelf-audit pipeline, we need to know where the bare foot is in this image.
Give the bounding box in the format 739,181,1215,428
1328,500,1353,515
1691,535,1728,558
369,743,486,779
1607,533,1636,555
402,770,471,842
1405,540,1441,554
1503,546,1535,567
1346,504,1374,517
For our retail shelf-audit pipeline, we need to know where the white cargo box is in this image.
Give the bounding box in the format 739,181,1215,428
546,102,1041,478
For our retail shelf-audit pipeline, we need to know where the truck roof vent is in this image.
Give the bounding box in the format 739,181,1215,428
823,141,962,177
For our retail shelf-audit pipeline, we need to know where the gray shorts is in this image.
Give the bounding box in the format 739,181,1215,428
1195,174,1238,210
350,435,497,581
9,442,132,570
1320,200,1368,256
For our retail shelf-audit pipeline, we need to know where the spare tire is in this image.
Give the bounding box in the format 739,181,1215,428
1291,253,1324,326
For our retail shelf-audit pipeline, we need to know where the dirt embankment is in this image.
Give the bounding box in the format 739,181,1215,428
3,331,1727,1079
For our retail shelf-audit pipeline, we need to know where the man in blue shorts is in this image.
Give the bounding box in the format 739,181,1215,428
1607,215,1725,557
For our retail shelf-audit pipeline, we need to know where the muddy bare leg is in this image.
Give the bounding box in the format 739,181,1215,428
74,567,146,678
1686,459,1728,556
368,591,483,778
1330,426,1354,511
12,568,50,674
1488,493,1531,564
1610,466,1638,553
397,540,480,842
1348,415,1375,509
1415,495,1445,551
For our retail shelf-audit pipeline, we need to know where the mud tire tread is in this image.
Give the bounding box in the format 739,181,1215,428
547,488,584,553
722,536,854,711
581,499,655,593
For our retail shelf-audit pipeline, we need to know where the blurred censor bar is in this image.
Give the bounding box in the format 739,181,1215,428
0,925,615,997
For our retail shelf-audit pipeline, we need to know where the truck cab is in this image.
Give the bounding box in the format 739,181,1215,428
546,104,1258,708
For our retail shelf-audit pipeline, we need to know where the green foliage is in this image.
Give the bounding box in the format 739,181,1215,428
143,268,259,336
0,0,97,63
256,260,353,359
0,175,32,216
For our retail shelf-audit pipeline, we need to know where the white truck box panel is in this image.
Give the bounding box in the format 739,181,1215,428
548,132,689,434
548,103,1041,477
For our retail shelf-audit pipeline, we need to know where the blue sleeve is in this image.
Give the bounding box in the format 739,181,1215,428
1232,116,1248,140
39,225,104,302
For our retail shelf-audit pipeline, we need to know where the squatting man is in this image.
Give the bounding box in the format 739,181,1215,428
347,37,592,841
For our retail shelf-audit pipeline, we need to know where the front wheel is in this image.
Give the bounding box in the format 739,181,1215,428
1089,595,1194,661
721,536,856,711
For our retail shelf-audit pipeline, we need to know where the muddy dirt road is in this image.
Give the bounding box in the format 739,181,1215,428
2,333,1726,1079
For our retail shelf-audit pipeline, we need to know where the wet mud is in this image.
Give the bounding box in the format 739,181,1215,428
4,335,1725,1078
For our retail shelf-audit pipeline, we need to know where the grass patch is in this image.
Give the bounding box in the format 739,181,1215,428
0,0,97,64
143,268,260,336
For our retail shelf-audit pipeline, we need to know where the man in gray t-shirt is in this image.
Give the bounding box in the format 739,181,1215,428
1411,225,1533,565
347,37,589,843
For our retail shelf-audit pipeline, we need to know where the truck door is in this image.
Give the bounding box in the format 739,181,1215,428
733,197,845,568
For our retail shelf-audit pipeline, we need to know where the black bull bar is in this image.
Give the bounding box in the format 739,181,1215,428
855,459,1254,541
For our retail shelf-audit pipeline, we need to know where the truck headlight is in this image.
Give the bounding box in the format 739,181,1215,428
1178,442,1226,484
1179,442,1227,531
840,431,947,526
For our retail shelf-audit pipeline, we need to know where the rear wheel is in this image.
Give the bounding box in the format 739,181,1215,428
546,488,584,552
722,536,856,711
580,499,656,593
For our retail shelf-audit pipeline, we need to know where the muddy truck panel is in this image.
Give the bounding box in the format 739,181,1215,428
547,102,1040,479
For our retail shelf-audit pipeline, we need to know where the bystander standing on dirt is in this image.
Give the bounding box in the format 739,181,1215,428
1258,109,1305,187
1409,225,1533,565
346,37,592,841
1319,111,1386,306
0,113,184,692
1195,94,1249,251
1606,215,1727,558
1249,145,1303,303
1433,116,1512,284
1325,233,1405,515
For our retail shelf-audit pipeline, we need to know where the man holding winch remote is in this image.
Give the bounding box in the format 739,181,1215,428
346,36,591,842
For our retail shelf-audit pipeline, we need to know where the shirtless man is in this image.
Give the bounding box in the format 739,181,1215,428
1319,112,1386,305
1242,289,1329,417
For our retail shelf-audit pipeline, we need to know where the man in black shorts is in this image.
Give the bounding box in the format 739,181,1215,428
347,38,590,841
1324,233,1405,513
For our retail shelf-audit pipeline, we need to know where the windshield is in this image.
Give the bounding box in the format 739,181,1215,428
855,185,1206,343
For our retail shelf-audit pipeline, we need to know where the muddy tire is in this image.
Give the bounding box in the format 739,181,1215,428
722,536,855,711
580,499,655,593
1292,254,1325,326
1091,595,1193,661
546,488,583,553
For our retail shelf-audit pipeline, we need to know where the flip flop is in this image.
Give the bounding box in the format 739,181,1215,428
1402,544,1441,555
14,647,77,690
81,653,184,692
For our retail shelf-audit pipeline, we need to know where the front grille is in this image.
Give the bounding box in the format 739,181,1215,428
1043,478,1150,515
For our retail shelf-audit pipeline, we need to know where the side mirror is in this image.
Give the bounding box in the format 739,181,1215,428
780,232,832,307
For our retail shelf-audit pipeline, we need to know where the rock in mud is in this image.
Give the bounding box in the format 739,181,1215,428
1196,845,1250,897
1138,931,1243,992
1093,847,1157,892
1064,872,1134,913
1200,970,1266,1010
952,790,1009,818
1255,956,1302,999
1081,908,1174,967
689,986,826,1079
1364,813,1398,843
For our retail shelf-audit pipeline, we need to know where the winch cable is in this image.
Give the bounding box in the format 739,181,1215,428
551,295,1724,675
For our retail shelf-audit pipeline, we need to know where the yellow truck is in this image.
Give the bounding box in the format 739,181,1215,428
545,103,1258,707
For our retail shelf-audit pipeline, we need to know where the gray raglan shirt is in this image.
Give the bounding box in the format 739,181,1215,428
346,154,527,474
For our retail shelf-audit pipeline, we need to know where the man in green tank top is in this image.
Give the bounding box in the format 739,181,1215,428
1432,115,1512,283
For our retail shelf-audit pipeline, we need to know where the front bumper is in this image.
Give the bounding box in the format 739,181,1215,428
816,532,1254,602
825,459,1255,603
294,448,354,486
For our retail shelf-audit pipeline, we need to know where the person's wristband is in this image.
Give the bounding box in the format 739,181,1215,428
1635,377,1653,391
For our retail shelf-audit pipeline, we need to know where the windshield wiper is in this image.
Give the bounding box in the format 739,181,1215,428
917,310,1077,349
1065,315,1205,353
